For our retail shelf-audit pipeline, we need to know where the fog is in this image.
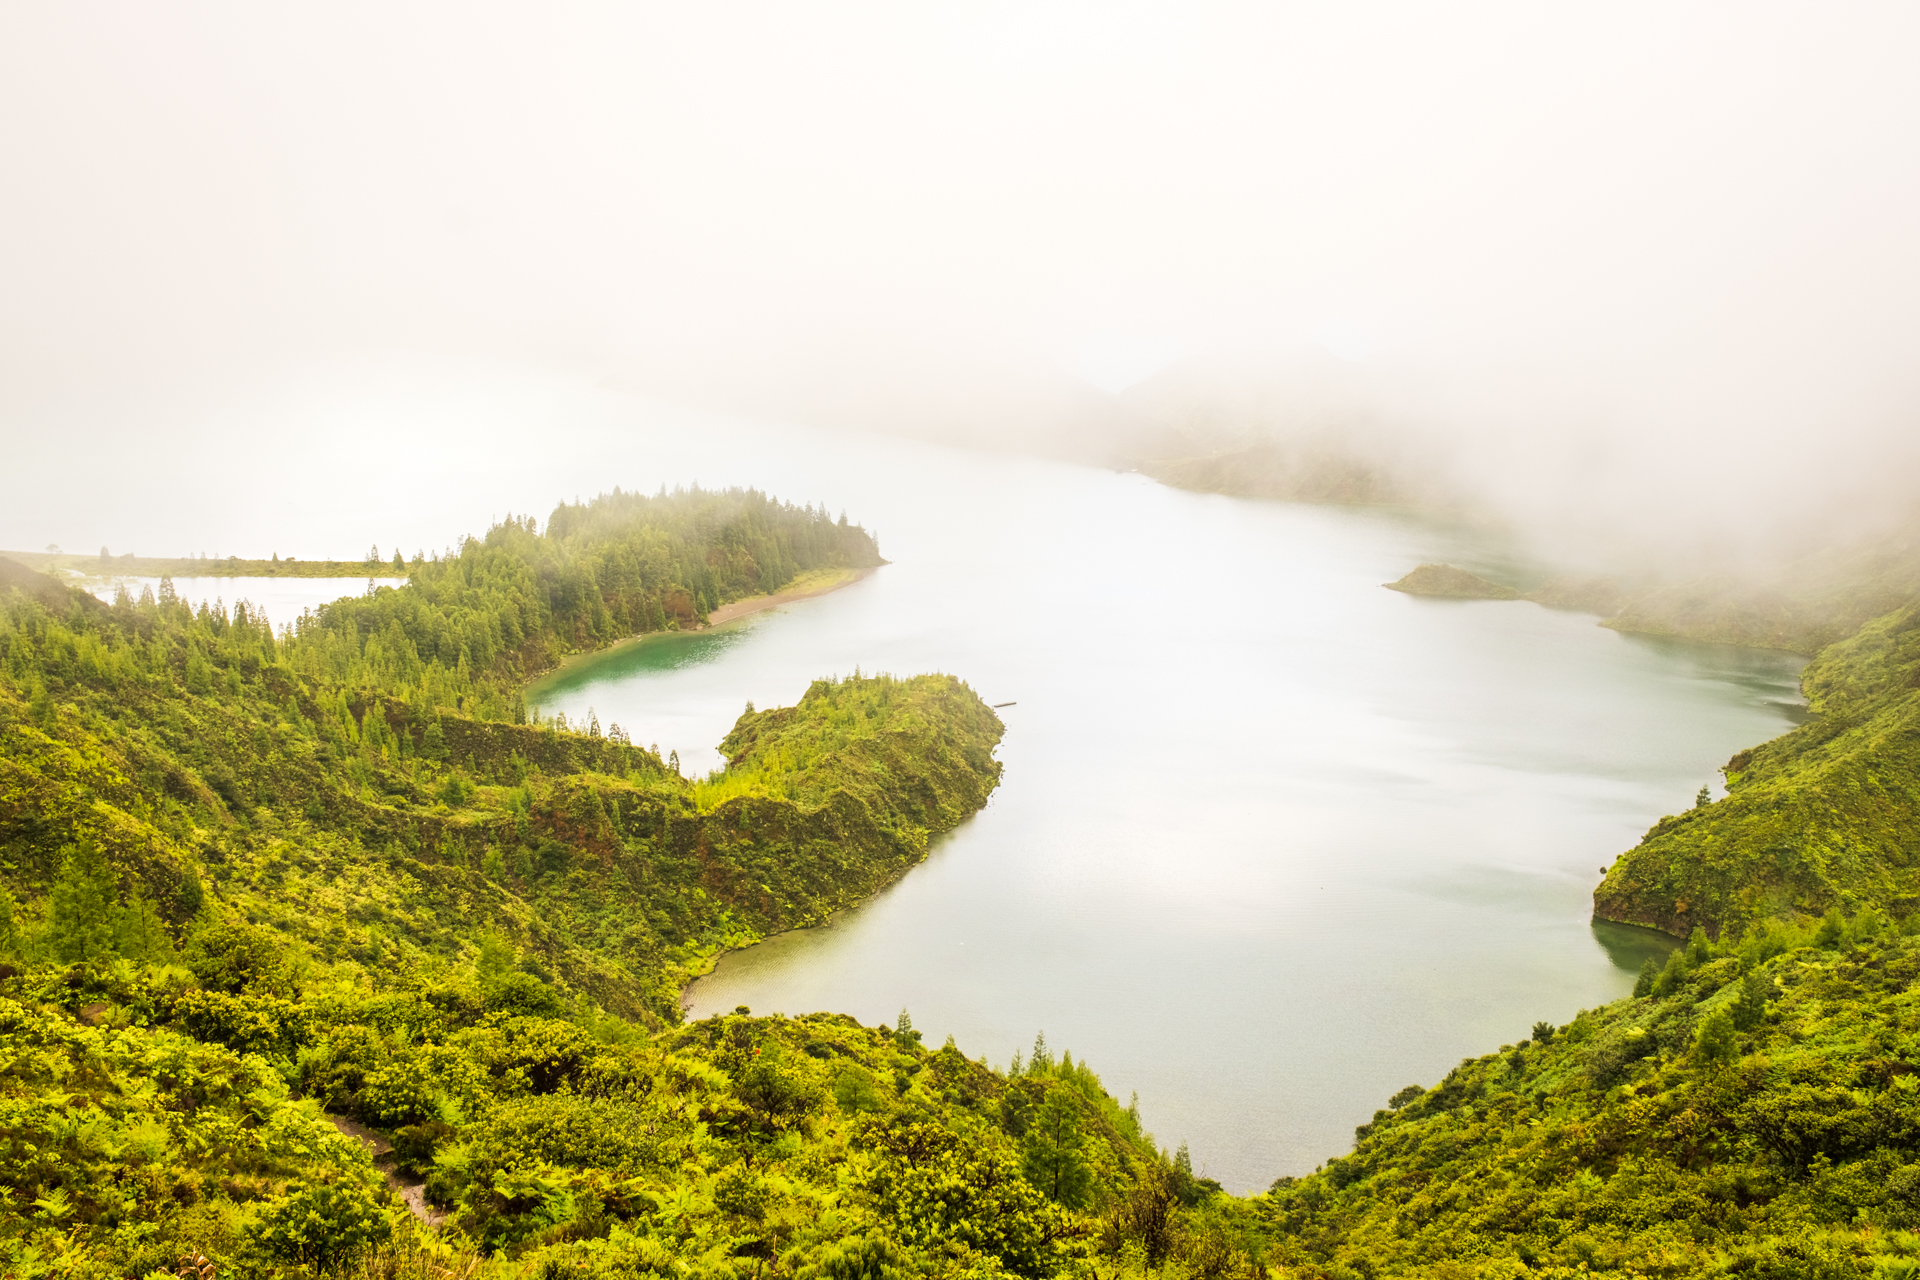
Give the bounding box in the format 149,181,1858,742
4,3,1920,566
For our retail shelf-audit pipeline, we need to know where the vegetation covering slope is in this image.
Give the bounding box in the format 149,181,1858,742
0,530,1277,1280
280,486,883,723
1260,913,1920,1278
2,962,1253,1280
1596,602,1920,940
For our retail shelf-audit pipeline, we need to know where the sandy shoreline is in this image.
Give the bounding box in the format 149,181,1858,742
701,565,875,628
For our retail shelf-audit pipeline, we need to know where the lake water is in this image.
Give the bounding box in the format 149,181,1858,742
525,439,1804,1193
81,575,408,630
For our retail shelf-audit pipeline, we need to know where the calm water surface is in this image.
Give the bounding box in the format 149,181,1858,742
527,440,1803,1192
81,576,407,629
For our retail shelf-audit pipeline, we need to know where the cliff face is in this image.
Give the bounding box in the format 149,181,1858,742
1594,604,1920,938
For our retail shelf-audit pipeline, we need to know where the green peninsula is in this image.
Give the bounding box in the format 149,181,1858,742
1384,563,1523,600
14,484,1920,1278
0,499,1258,1280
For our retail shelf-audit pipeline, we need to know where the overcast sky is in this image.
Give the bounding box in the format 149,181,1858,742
5,3,1919,559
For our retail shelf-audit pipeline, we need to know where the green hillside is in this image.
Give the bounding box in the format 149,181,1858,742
0,518,1263,1280
1596,602,1920,939
1258,916,1920,1278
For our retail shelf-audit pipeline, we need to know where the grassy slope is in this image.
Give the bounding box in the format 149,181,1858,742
1595,603,1920,939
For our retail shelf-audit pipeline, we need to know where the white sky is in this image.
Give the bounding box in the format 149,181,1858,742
4,3,1919,558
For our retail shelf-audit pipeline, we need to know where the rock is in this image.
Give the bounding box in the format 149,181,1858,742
1383,563,1521,600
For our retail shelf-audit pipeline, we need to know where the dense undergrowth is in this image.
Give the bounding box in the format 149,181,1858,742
1596,602,1920,939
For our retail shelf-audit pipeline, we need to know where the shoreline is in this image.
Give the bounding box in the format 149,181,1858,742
527,564,878,687
701,564,874,627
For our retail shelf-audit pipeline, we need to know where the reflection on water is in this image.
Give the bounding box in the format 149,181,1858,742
523,429,1805,1192
1591,920,1682,974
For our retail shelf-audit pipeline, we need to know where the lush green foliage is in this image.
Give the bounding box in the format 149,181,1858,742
0,533,1273,1279
1597,603,1920,938
281,486,883,722
1259,913,1920,1277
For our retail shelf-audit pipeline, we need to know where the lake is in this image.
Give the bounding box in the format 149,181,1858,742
80,575,408,630
525,439,1804,1193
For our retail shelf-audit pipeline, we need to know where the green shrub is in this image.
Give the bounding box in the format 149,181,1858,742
249,1179,393,1270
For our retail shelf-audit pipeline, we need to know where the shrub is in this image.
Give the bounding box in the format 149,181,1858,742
250,1179,393,1270
185,919,294,995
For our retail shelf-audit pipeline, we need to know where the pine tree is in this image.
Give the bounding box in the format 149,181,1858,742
0,888,20,958
1695,785,1712,810
113,891,173,962
48,838,117,963
1653,948,1691,998
1691,1009,1738,1065
27,676,54,729
1634,957,1659,998
1733,968,1771,1031
1021,1088,1094,1208
1687,926,1712,965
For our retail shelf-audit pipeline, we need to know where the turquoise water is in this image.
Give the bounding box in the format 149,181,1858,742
525,433,1803,1193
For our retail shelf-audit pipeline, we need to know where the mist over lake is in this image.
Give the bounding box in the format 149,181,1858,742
521,415,1803,1192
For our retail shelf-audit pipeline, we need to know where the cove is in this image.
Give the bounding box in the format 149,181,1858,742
525,433,1804,1193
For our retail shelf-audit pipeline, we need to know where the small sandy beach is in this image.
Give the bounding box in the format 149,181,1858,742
701,565,876,628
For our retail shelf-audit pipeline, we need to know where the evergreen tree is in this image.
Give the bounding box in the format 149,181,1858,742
1733,968,1771,1031
1030,1030,1053,1075
476,929,515,982
1692,1009,1738,1065
1652,948,1691,998
0,888,20,958
48,838,117,963
113,891,173,962
1816,906,1847,948
1021,1088,1093,1208
1694,785,1712,810
27,676,55,729
1687,926,1712,965
1633,957,1659,998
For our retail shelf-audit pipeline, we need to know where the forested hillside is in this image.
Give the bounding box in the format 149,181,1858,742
281,486,883,722
1596,602,1920,940
0,541,1269,1279
1260,914,1920,1277
14,490,1920,1278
